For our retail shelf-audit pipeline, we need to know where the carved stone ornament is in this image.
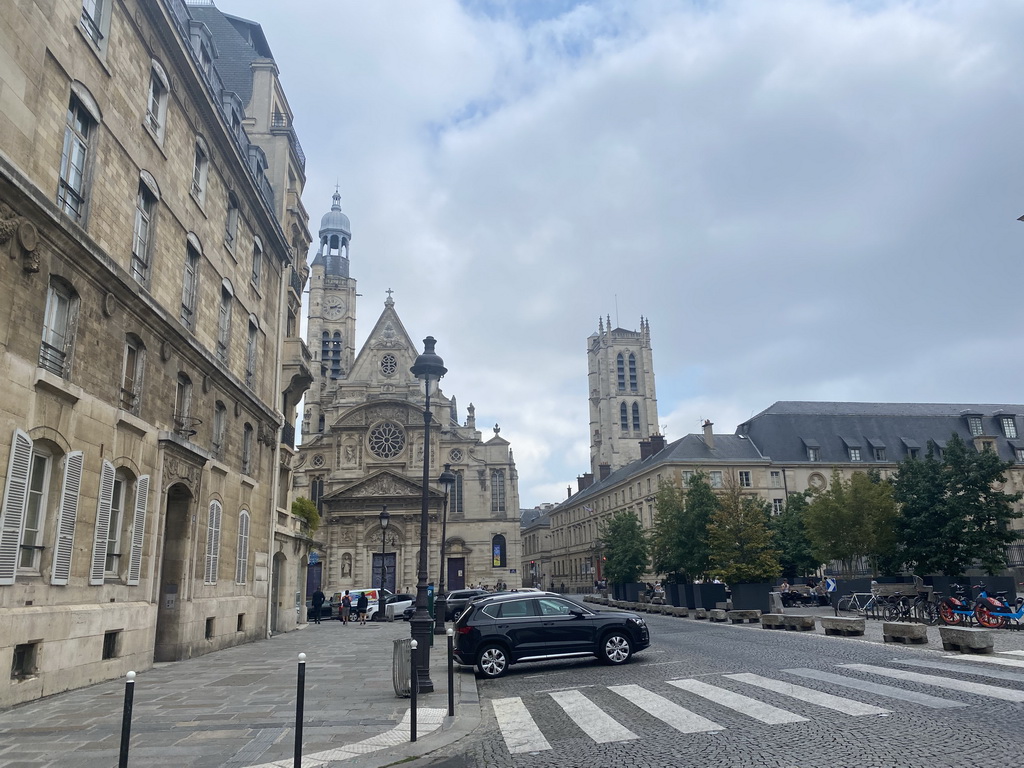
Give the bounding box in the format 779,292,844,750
371,321,402,349
163,451,202,497
102,292,116,318
367,405,407,424
160,341,171,362
361,474,418,497
0,203,40,272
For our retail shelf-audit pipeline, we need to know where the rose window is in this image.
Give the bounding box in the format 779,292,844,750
449,448,463,463
368,421,405,459
380,354,398,376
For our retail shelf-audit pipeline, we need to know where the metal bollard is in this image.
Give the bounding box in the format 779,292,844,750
446,627,454,717
410,639,418,742
295,653,306,768
118,671,136,768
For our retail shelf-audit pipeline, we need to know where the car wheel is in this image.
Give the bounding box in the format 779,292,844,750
600,632,633,665
477,644,510,679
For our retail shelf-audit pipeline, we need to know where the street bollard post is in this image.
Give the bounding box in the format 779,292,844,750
410,639,418,742
446,627,454,717
118,671,136,768
295,653,306,768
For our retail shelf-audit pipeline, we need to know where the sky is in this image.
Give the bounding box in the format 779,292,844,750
213,0,1024,510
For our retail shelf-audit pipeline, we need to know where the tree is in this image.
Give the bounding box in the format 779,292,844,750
599,510,649,585
650,472,719,583
771,491,819,579
708,477,780,583
894,434,1023,576
291,496,320,533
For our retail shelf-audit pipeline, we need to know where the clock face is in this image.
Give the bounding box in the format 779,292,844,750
323,296,346,320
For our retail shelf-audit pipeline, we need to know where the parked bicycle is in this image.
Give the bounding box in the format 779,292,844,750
938,584,984,626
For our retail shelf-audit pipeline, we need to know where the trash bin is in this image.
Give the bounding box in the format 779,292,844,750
393,637,412,697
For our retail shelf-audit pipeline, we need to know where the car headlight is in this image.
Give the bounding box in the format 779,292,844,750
627,617,646,627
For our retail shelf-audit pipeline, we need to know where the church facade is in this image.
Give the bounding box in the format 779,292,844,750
293,197,522,598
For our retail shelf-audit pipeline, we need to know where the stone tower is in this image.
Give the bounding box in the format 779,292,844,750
587,316,659,475
304,191,358,436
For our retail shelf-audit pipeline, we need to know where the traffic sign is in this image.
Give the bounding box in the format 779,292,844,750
825,577,837,592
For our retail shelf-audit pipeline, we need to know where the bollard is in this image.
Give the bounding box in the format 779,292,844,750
410,639,418,742
294,653,306,768
446,627,455,717
118,671,135,768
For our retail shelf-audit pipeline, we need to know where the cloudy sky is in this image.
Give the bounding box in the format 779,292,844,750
215,0,1024,509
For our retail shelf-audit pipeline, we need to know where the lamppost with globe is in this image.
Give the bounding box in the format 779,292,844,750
379,506,390,614
433,463,456,634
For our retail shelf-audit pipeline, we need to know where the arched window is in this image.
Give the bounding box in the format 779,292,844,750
242,423,253,475
120,334,145,414
620,402,628,430
491,470,506,513
40,277,79,378
616,353,625,390
331,331,342,379
632,402,641,431
628,353,637,391
245,316,259,387
236,509,250,584
174,373,193,435
453,471,464,518
204,500,222,584
491,534,507,568
216,280,233,362
212,401,227,458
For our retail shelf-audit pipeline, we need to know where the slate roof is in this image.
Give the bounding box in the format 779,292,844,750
189,6,273,106
737,401,1024,464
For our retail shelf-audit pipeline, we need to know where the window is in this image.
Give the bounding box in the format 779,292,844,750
102,630,119,660
131,178,158,284
245,318,258,388
908,448,920,460
1002,418,1018,439
982,441,994,452
251,237,263,288
204,500,222,584
242,423,253,475
873,447,886,461
616,353,625,391
11,642,38,681
772,498,784,514
452,471,464,518
236,510,250,584
491,534,506,567
619,402,628,430
968,416,983,437
39,279,77,377
126,475,149,586
682,470,694,483
628,353,637,391
807,446,820,462
491,470,506,513
738,471,751,487
849,447,861,462
80,0,105,44
120,335,144,413
181,237,201,329
104,470,126,576
58,96,95,221
191,138,209,202
770,470,782,489
225,193,239,251
212,401,226,459
145,61,169,140
19,448,52,572
216,282,233,362
710,471,723,488
89,460,116,584
1016,448,1024,463
632,402,641,431
173,374,193,436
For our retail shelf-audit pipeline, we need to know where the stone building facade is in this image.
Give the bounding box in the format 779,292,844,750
0,0,312,706
293,198,522,598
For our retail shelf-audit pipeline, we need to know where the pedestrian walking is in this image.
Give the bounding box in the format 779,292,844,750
310,588,326,624
356,592,368,625
341,590,352,625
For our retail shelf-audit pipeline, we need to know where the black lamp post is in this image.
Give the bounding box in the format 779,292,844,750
434,463,456,634
379,506,390,618
410,336,446,693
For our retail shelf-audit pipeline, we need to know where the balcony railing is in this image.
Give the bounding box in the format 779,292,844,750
270,111,306,171
281,423,295,449
38,342,66,376
80,9,103,45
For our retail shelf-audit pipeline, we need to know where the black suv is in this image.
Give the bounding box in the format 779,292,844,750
442,588,490,621
453,593,650,678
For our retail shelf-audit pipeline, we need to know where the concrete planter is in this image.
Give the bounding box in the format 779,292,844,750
730,582,773,613
690,583,727,610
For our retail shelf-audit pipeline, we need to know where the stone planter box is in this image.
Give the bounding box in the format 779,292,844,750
938,626,994,654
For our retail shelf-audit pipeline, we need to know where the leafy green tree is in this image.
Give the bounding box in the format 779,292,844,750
771,491,819,579
291,496,320,533
894,434,1022,575
649,479,687,580
708,477,780,583
599,510,649,585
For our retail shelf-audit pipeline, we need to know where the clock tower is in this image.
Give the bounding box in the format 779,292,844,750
305,191,358,435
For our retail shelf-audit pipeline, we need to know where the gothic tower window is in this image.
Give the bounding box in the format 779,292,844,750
452,471,464,518
491,470,506,513
616,353,625,390
620,402,628,430
628,353,637,391
632,402,641,431
491,534,506,567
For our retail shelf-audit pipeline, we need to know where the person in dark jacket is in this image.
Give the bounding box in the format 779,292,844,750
356,592,369,625
310,589,326,624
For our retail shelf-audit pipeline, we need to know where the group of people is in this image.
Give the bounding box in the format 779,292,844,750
309,588,369,625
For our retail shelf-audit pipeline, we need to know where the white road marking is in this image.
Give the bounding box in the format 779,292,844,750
492,696,551,753
608,684,724,733
894,658,1024,684
668,678,807,724
549,688,638,742
725,673,890,716
783,668,964,709
940,654,1024,669
840,664,1024,702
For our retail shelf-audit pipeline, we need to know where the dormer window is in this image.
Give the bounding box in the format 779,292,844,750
841,436,862,462
1001,417,1018,439
849,447,861,462
1016,448,1024,463
801,437,820,462
967,415,983,437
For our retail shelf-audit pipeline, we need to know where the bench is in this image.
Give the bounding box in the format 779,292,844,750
727,610,762,625
760,614,786,629
882,621,928,644
820,616,865,637
783,615,817,632
938,626,994,654
709,609,729,622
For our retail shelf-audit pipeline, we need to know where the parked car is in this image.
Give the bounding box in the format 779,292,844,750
442,588,490,622
380,593,416,621
453,592,650,678
304,599,333,622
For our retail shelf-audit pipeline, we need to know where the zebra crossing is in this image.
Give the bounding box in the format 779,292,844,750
489,655,1024,755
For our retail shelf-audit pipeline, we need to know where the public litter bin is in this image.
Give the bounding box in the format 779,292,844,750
393,637,413,697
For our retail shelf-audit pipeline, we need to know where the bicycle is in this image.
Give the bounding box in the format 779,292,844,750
836,592,874,615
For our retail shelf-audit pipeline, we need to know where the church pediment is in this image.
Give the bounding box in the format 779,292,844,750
335,401,416,428
328,470,430,500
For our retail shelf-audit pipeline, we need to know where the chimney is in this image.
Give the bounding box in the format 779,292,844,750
650,433,666,455
577,473,594,492
567,485,572,499
599,463,611,481
702,420,715,450
639,440,652,460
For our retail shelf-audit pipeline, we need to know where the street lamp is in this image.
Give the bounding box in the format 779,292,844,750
410,336,447,693
434,463,456,634
379,506,390,618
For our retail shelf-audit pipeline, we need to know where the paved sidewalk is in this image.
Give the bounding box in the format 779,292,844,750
0,619,480,768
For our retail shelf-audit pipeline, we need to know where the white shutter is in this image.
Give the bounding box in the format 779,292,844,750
205,500,222,584
89,460,115,585
126,474,149,586
235,511,249,584
51,451,84,585
0,430,34,585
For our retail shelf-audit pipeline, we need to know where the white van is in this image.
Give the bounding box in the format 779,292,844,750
332,587,392,621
